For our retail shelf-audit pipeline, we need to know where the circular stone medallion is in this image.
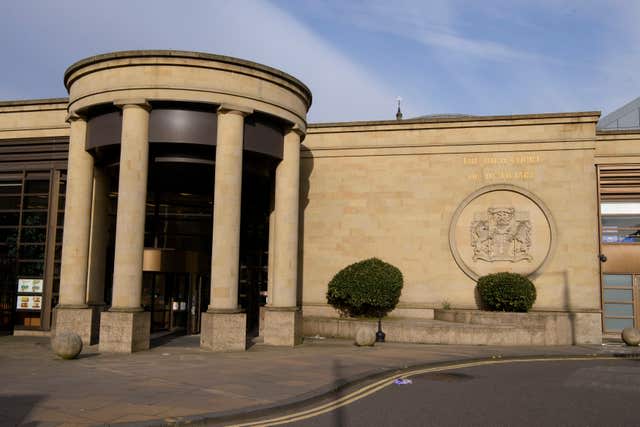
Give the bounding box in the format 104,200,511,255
449,185,554,280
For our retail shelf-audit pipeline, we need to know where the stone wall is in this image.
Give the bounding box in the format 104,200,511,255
301,113,601,320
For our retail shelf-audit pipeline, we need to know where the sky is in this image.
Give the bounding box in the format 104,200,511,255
0,0,638,123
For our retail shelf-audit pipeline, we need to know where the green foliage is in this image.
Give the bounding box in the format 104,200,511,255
476,272,536,312
441,300,451,310
326,258,403,318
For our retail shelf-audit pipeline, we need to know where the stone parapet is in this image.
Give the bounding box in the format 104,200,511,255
304,311,602,346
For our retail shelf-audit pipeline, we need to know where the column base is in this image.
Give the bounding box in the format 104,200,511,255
54,306,102,346
263,307,302,346
200,311,246,351
99,310,150,353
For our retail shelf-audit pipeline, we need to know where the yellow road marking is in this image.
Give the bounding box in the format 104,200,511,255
227,356,620,427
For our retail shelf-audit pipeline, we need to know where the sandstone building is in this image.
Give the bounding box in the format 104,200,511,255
1,51,639,351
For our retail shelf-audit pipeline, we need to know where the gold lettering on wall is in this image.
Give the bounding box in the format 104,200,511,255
463,155,541,166
463,155,541,182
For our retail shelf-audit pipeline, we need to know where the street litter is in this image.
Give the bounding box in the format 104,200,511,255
394,378,413,385
306,335,326,340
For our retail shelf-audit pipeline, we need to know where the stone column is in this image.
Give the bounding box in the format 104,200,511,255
264,126,304,346
55,112,95,345
201,104,252,352
99,99,151,353
85,167,109,344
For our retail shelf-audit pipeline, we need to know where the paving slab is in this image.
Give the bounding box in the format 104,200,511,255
0,334,638,426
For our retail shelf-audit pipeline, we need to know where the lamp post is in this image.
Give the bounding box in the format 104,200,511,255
376,316,386,342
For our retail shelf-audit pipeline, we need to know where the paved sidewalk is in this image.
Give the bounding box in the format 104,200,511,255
0,334,637,426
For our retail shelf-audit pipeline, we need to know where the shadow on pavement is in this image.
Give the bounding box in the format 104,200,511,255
149,330,189,348
0,394,45,426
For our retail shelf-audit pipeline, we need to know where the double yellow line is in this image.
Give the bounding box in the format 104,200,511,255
227,356,616,427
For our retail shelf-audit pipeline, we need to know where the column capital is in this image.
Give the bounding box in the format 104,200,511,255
286,124,306,140
217,103,253,117
113,98,151,111
65,111,86,124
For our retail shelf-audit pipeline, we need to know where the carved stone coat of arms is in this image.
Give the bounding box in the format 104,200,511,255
470,207,532,262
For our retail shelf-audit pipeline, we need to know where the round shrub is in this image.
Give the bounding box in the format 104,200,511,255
327,258,403,318
476,272,536,312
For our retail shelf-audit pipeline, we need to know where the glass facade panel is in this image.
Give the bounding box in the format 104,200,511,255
18,261,44,276
0,212,19,225
24,180,49,194
21,212,48,226
20,227,47,243
603,274,633,288
603,289,633,302
604,303,633,317
0,182,21,194
18,245,46,260
0,197,21,210
22,195,48,210
601,213,640,243
604,317,634,332
0,229,18,244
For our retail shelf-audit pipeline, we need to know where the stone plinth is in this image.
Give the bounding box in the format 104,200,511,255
99,311,150,353
263,307,302,346
54,307,100,346
200,311,246,351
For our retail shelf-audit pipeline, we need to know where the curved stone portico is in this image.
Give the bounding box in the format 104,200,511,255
55,50,312,352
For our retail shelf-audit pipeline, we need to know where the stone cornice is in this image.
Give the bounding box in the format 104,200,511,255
64,50,312,108
308,111,601,131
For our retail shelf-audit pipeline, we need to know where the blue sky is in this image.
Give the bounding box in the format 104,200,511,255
0,0,637,122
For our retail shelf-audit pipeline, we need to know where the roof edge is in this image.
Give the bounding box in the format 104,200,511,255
0,98,69,108
597,128,640,136
309,111,601,129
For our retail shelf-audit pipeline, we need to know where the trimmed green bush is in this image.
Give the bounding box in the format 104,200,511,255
327,258,403,318
476,272,536,312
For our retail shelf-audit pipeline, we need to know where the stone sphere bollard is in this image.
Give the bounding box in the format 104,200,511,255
355,327,376,346
51,331,83,359
621,327,640,346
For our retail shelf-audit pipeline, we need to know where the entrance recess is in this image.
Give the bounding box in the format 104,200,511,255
104,150,272,338
142,271,209,334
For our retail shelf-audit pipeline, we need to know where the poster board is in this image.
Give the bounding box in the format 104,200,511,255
15,278,43,311
17,279,44,294
16,295,42,311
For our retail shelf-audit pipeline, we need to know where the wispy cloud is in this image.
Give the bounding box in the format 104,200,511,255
1,0,639,121
304,0,547,63
0,0,402,122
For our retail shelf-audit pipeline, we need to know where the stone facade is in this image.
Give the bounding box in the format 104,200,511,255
3,50,640,349
300,114,602,321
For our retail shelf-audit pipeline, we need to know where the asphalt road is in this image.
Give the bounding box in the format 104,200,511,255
283,359,640,427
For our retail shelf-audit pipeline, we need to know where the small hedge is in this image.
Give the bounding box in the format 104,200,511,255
476,272,536,312
327,258,403,318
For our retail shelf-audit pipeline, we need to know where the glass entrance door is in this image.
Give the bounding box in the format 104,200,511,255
143,272,195,333
602,274,638,333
